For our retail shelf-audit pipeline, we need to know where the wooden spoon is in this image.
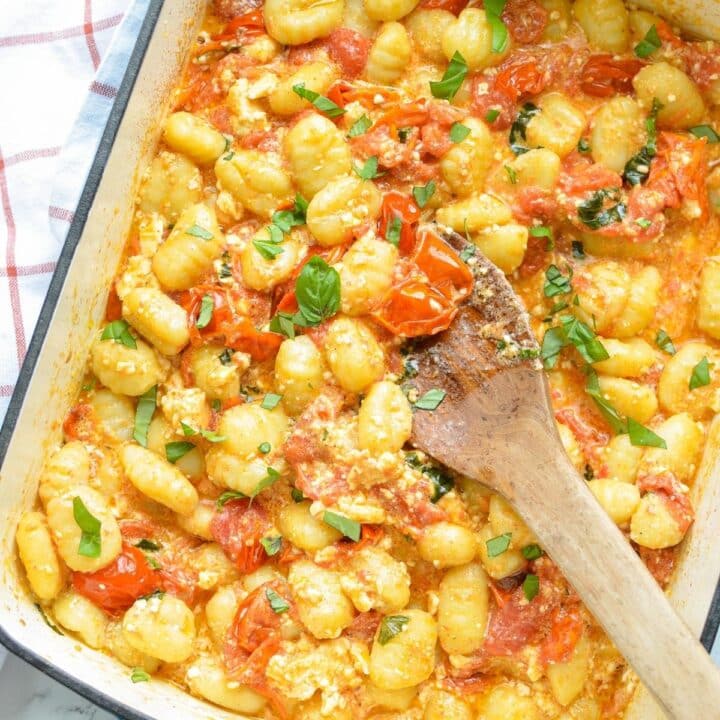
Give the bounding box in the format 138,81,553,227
408,228,720,719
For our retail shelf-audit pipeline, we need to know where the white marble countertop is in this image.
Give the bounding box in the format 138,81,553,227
1,637,720,719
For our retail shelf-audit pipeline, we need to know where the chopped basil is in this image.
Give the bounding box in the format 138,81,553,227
36,603,64,635
260,535,282,556
634,24,661,58
261,393,283,410
292,83,345,118
406,454,455,502
486,532,512,557
523,573,540,601
412,181,436,209
251,467,280,496
623,99,661,186
577,138,591,154
484,0,509,53
272,194,308,232
627,417,667,449
216,490,247,508
73,496,102,558
460,244,476,263
185,224,213,240
690,125,720,143
291,487,305,502
571,240,585,259
130,668,151,683
353,155,380,180
133,385,156,447
323,511,361,541
253,225,285,260
135,539,161,552
584,464,594,481
562,316,609,364
223,151,235,161
269,312,296,339
265,587,290,614
655,329,676,355
101,319,136,349
219,348,233,365
211,398,221,412
543,265,572,298
530,225,554,249
504,165,518,184
690,356,711,390
195,294,214,328
578,188,626,229
429,51,468,101
485,109,500,123
165,441,195,463
258,441,271,454
540,326,566,369
219,252,232,278
347,114,372,138
378,614,410,645
449,122,471,143
385,216,402,247
295,256,341,326
397,127,413,142
509,102,540,155
636,218,652,229
522,544,542,560
145,556,161,570
586,369,626,434
414,388,446,410
180,421,226,443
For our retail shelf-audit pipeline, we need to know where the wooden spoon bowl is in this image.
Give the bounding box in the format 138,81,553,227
408,227,720,719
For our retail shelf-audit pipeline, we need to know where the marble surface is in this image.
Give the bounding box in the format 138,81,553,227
1,637,720,718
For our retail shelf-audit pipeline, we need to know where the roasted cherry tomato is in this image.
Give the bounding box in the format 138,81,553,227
211,8,265,41
540,606,584,665
72,544,163,615
502,0,548,44
325,28,370,79
378,191,421,255
412,228,474,299
418,0,469,14
211,498,272,574
580,54,645,97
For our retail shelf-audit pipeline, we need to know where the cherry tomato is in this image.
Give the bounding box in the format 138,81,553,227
494,59,548,102
325,28,370,79
72,544,163,615
211,8,265,41
580,54,645,97
105,284,123,321
412,229,473,300
419,0,469,14
501,0,548,44
539,606,584,665
378,191,421,255
211,499,272,574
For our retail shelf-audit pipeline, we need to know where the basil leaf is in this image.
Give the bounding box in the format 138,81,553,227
540,326,566,369
449,122,471,143
261,393,282,410
378,615,410,645
36,603,64,635
503,165,517,184
292,83,345,118
101,319,136,349
385,216,402,247
571,240,585,258
251,466,280,496
354,155,380,180
133,385,157,447
509,102,540,155
253,237,285,260
690,125,720,143
577,138,591,154
216,490,247,508
295,256,341,326
260,535,282,556
412,181,436,208
485,109,500,123
484,0,509,53
560,316,609,364
586,369,627,434
323,511,361,541
430,51,468,101
460,244,476,263
397,127,413,142
414,388,446,410
655,329,676,355
522,544,542,560
627,417,667,449
578,188,626,229
543,265,572,298
185,224,213,240
131,668,151,683
486,532,512,557
272,194,308,232
265,587,290,614
690,356,711,390
258,441,272,454
196,294,214,329
135,539,161,552
180,422,226,442
291,487,305,502
73,496,102,558
634,24,661,58
530,225,554,249
623,100,661,186
348,114,372,138
219,252,232,279
165,441,195,463
269,312,296,339
523,573,540,601
219,348,233,365
636,218,652,229
426,465,454,502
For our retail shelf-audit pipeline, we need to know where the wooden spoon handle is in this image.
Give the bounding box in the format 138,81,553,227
506,443,720,719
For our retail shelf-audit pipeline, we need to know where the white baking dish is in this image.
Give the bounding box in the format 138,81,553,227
1,1,720,718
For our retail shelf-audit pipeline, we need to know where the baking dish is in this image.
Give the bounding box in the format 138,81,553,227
1,1,720,718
